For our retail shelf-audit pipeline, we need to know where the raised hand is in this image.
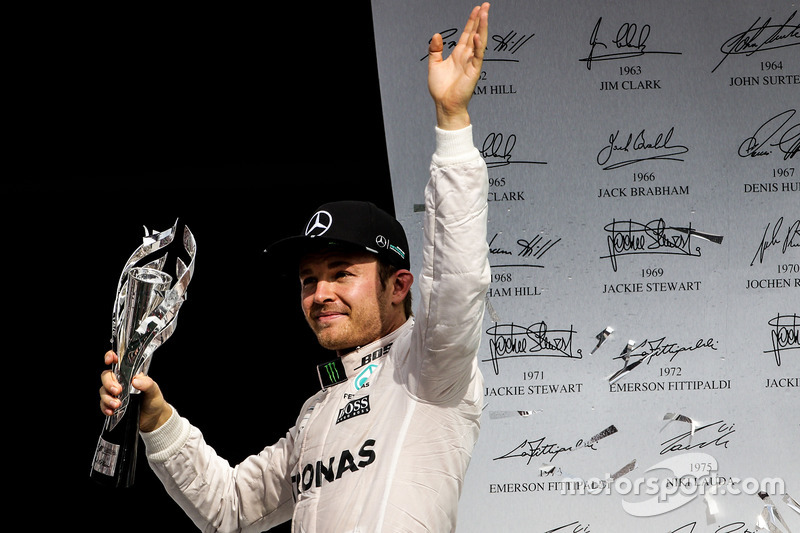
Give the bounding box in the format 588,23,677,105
427,3,490,130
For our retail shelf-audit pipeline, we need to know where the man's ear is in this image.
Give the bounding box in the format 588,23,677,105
391,269,414,305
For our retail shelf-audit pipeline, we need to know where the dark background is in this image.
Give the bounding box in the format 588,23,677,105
24,2,407,531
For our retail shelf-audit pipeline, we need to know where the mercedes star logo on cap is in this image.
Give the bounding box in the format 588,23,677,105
305,211,332,237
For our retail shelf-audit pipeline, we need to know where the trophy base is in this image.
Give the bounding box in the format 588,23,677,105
90,393,142,488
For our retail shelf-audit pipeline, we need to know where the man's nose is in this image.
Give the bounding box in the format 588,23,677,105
313,280,336,303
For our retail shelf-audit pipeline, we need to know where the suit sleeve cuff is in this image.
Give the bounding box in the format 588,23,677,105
140,406,192,463
433,125,481,166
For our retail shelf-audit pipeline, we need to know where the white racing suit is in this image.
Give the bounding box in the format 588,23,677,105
142,125,490,532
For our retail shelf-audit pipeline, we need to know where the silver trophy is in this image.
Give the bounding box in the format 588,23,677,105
91,220,196,487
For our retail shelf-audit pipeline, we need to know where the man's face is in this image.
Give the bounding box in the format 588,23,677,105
299,250,392,354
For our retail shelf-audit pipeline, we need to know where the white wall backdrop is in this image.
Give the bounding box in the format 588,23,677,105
371,1,798,531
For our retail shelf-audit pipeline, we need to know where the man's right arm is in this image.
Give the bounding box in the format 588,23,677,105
142,410,297,531
99,350,297,531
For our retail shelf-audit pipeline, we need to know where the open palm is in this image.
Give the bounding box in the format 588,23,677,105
427,3,490,130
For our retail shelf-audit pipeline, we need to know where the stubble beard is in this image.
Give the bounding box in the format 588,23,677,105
309,287,391,354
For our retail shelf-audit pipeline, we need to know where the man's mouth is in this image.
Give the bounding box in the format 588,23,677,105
313,309,349,323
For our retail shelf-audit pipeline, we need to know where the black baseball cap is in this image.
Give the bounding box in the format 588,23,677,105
266,201,410,272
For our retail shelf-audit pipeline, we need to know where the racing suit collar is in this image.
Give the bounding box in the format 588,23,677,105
316,318,414,390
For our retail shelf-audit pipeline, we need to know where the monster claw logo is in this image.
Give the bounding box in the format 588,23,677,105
324,361,340,382
318,359,347,388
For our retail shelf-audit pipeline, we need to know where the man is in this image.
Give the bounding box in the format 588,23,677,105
99,3,491,531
